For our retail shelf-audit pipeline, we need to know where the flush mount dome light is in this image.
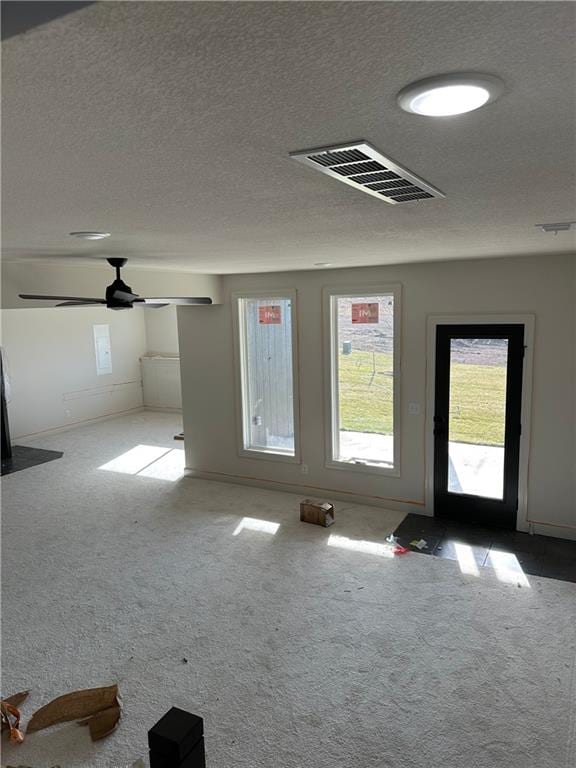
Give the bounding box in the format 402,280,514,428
70,231,111,240
397,73,504,116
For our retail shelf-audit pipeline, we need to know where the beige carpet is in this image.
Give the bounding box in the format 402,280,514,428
2,411,575,768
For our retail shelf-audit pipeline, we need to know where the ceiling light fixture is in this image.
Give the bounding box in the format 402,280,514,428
535,221,576,235
314,262,332,267
397,73,504,117
70,231,111,240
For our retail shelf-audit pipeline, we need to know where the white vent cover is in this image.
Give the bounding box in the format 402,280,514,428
290,140,444,204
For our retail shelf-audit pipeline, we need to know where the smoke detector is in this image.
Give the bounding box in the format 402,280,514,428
290,140,444,204
535,221,576,235
70,231,111,240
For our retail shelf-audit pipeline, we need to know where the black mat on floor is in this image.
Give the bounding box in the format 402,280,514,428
393,514,576,584
1,445,63,476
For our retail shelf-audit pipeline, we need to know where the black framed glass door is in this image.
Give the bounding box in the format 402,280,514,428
433,324,524,529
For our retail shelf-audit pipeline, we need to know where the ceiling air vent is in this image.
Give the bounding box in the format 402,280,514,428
290,140,445,205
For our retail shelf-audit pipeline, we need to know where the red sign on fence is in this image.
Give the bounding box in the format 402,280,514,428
351,303,379,324
258,305,282,324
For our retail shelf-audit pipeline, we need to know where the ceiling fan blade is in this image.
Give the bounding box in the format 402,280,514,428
137,297,213,306
19,294,106,303
112,289,140,302
56,301,105,307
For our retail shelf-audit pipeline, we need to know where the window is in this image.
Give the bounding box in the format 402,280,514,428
325,286,400,474
235,292,299,460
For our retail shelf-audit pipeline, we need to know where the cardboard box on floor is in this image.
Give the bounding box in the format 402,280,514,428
300,499,335,527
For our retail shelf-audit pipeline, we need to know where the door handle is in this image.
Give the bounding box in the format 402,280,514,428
434,415,446,437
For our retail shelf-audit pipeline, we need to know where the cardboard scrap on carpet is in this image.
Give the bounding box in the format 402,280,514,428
27,684,121,741
6,763,142,768
78,701,122,741
6,764,142,768
300,499,335,527
2,683,121,748
1,691,29,743
2,692,30,711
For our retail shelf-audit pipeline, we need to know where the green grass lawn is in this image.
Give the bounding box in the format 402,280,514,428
338,350,507,446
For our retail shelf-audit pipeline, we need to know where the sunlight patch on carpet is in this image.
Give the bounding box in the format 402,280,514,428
454,542,480,577
488,550,530,587
233,517,280,536
327,534,394,558
98,444,184,481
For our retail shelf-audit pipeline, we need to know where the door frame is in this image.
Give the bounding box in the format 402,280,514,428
425,314,535,532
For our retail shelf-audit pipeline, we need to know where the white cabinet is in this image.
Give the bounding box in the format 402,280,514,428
141,355,182,409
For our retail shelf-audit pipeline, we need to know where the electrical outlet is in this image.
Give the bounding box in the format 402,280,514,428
408,402,420,416
301,463,309,474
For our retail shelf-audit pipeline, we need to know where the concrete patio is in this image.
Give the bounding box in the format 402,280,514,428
339,431,503,498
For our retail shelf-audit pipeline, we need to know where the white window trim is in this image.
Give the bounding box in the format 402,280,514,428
232,288,301,464
322,284,401,478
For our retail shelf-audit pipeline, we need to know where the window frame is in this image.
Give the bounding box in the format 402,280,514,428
232,288,301,464
323,284,401,477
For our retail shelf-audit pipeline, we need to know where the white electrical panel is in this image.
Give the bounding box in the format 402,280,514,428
93,324,112,376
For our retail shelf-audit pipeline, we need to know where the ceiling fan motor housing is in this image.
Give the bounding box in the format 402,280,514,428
106,257,133,309
106,278,134,309
17,256,212,308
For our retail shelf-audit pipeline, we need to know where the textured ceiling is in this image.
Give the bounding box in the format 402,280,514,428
1,1,95,41
2,1,575,274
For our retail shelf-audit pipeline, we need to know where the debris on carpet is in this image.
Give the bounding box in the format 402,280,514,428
1,691,29,743
5,763,143,768
27,684,121,741
300,499,335,527
385,534,410,555
2,684,121,750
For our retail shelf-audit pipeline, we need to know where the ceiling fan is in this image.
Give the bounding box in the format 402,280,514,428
19,258,213,310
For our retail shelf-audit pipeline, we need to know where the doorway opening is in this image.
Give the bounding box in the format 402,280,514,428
433,324,525,529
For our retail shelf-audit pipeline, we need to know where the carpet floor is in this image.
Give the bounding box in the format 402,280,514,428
2,411,575,768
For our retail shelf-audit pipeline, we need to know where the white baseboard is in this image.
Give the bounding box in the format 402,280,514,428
184,469,576,540
143,406,183,413
529,522,576,541
183,467,424,515
13,406,146,441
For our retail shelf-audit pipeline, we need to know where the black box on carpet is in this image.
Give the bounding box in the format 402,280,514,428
148,707,204,762
149,736,206,768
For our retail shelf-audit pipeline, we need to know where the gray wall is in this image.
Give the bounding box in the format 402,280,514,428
1,263,223,435
2,306,147,438
178,254,576,536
